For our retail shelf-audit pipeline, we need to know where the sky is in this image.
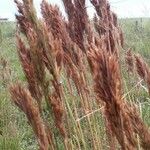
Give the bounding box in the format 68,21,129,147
0,0,150,20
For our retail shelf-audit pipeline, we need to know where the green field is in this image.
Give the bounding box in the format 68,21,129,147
0,18,150,149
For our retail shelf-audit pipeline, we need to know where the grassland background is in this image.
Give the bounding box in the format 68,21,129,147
0,18,150,149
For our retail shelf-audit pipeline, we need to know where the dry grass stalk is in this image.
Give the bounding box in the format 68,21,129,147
125,103,150,149
17,36,42,107
62,0,88,52
125,49,134,73
10,84,52,150
88,49,137,149
87,1,150,149
135,54,150,94
41,0,81,67
91,0,123,55
41,1,101,148
41,1,70,51
15,0,48,100
57,0,90,111
14,0,68,148
41,0,91,112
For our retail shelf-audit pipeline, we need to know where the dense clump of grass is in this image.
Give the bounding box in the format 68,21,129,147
0,0,150,150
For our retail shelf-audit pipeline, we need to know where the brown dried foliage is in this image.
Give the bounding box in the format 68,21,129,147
9,0,150,149
13,0,67,148
10,84,51,150
125,49,134,73
135,54,150,94
88,49,137,149
17,36,42,106
125,103,150,149
91,0,124,54
62,0,88,52
88,1,150,149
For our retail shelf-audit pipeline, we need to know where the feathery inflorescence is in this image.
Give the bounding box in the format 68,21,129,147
125,49,134,73
13,0,68,148
135,54,150,94
62,0,88,52
88,49,137,150
88,1,150,149
10,84,51,150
